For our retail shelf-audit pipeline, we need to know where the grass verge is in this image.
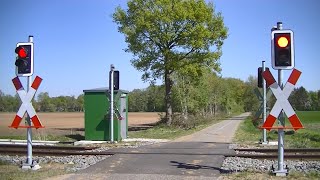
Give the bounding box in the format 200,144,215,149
234,111,320,148
0,134,81,142
0,160,71,180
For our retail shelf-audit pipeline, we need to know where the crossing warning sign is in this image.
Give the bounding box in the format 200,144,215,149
9,76,44,129
261,69,303,131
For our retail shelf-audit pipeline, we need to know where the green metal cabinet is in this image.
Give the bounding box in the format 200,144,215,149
83,87,128,141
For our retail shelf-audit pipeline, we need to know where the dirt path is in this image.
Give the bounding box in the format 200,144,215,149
175,112,250,143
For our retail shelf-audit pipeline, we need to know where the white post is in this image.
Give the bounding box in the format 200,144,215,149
277,69,285,173
275,21,287,176
262,61,267,144
110,64,114,142
26,35,33,166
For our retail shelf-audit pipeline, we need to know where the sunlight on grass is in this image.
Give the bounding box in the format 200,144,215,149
234,111,320,148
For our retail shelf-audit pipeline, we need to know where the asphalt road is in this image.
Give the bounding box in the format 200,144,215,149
49,113,250,180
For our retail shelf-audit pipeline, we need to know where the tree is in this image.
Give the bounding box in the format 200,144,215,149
318,90,320,110
289,87,310,111
309,91,319,111
146,84,165,112
37,92,55,112
76,94,84,112
0,90,5,112
0,91,20,112
242,76,260,112
128,89,148,112
52,96,68,111
113,0,227,125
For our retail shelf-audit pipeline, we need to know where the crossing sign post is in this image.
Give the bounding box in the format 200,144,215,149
262,22,301,176
9,36,43,170
260,68,303,176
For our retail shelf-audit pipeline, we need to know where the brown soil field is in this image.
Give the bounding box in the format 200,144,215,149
0,112,161,137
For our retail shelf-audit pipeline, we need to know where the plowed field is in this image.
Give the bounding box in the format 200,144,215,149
0,112,161,136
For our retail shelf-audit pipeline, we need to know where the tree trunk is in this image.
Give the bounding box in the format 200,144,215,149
165,70,173,126
181,75,188,122
214,103,216,116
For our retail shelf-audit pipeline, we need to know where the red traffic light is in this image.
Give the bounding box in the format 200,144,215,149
15,42,34,76
15,47,27,58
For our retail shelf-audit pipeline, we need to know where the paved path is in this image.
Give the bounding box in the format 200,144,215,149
48,113,250,180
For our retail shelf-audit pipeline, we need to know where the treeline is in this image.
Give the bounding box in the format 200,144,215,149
289,87,320,111
0,91,84,112
129,72,261,116
129,75,320,113
1,79,319,113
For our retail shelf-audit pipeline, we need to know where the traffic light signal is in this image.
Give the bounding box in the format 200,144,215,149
258,67,269,88
15,42,34,76
271,30,294,70
113,70,119,90
109,70,120,90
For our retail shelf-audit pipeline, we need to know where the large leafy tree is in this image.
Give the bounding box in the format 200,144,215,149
113,0,228,125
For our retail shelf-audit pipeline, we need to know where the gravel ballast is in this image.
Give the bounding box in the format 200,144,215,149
221,144,320,173
221,157,320,173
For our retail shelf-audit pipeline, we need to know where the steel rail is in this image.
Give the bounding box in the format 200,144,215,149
234,148,320,153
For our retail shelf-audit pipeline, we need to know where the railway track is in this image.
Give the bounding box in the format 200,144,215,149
0,144,114,156
234,148,320,153
227,148,320,160
0,144,320,160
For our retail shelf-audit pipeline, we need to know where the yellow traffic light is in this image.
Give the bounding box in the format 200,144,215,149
277,37,289,48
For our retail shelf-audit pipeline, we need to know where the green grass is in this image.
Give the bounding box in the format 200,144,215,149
0,134,81,142
0,160,70,180
234,111,320,148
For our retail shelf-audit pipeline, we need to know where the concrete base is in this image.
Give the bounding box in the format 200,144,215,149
74,140,107,146
273,172,288,177
260,141,269,145
21,161,41,171
259,141,278,146
268,141,278,145
273,169,288,177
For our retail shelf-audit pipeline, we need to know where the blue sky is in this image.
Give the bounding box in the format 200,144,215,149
1,0,319,97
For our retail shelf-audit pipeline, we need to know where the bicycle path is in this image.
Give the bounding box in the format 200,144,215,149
48,112,250,180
